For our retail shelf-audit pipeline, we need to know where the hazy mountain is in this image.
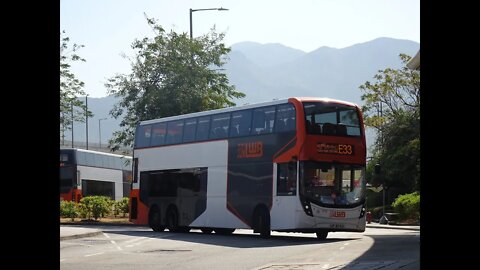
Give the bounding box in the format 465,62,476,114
63,37,419,153
227,37,419,105
231,42,306,68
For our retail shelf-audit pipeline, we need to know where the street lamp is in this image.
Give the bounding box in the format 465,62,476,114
98,118,107,149
85,95,89,150
71,102,74,148
189,7,229,39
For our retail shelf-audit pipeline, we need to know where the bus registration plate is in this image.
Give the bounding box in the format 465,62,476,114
329,224,345,229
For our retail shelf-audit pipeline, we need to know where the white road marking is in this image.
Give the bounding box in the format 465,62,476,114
124,237,145,244
62,243,94,248
132,238,153,247
322,264,330,269
103,233,110,239
85,252,104,257
110,240,123,250
339,246,345,250
60,259,66,262
78,243,94,247
344,243,350,246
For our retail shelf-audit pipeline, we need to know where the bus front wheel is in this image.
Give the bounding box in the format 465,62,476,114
316,230,328,240
253,207,271,238
148,206,165,232
201,228,213,234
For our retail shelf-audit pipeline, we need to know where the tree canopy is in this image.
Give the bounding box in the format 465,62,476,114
106,16,245,151
360,54,420,192
60,30,92,142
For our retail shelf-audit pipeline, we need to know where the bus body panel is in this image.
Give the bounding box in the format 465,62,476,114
271,187,365,232
271,194,302,230
134,141,249,228
226,132,297,227
60,188,81,202
77,165,124,201
129,189,149,224
60,148,132,202
300,135,366,165
190,196,249,229
131,97,367,236
136,141,228,172
270,161,364,232
298,204,366,232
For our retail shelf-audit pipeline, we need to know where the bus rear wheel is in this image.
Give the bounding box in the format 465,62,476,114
214,228,235,235
148,206,165,232
316,230,328,240
253,207,271,238
166,207,180,232
166,207,190,233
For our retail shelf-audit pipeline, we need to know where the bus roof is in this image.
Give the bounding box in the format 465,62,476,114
139,97,359,126
60,148,132,159
293,97,358,108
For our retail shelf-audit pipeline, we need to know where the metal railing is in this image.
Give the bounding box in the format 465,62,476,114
60,140,132,155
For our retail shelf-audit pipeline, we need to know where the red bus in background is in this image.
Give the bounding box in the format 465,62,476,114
60,148,132,202
130,97,366,239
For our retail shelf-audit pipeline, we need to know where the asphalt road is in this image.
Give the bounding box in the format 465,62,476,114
60,226,420,270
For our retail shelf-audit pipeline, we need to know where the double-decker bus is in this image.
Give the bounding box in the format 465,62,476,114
129,97,366,239
60,148,133,202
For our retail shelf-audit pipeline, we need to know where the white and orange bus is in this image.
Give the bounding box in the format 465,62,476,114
129,97,366,239
60,148,132,202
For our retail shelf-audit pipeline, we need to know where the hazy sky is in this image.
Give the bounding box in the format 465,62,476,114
60,0,420,98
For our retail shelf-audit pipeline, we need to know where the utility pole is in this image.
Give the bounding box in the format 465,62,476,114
71,102,74,148
99,118,107,149
374,164,388,224
85,95,89,150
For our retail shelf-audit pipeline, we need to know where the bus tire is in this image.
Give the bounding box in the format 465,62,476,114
214,228,235,235
201,228,213,234
253,206,271,238
316,230,328,240
166,207,180,232
148,206,165,232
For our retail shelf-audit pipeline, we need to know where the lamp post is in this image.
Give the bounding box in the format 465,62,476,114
85,95,89,150
98,118,107,149
189,7,229,39
71,102,74,148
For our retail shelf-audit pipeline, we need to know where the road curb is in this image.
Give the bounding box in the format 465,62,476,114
60,222,137,227
60,230,103,241
366,224,420,231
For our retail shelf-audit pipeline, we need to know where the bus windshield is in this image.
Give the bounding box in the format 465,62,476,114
303,102,361,136
300,161,365,207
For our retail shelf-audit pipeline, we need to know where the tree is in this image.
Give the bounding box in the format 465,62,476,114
60,30,93,144
106,16,245,151
359,54,420,192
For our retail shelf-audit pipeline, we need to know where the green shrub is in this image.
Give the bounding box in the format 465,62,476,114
79,196,113,220
60,200,79,221
392,192,420,220
114,197,129,217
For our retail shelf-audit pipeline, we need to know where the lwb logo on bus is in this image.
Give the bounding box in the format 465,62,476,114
329,210,346,218
237,141,263,158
